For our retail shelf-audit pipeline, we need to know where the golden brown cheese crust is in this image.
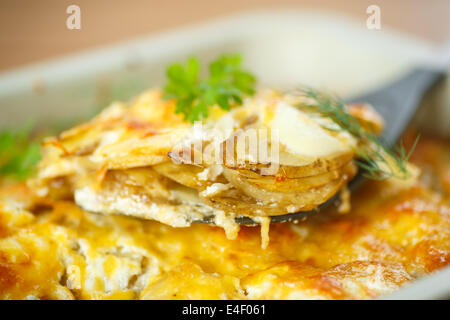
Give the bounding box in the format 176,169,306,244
0,135,449,300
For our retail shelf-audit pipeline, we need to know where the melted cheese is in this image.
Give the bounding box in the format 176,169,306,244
254,217,271,249
271,101,355,158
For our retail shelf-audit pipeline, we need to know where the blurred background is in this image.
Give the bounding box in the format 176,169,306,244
0,0,449,134
1,0,449,71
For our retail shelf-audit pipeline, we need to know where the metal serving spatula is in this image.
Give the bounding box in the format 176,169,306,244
197,65,446,226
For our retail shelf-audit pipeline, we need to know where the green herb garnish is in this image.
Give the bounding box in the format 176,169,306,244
0,123,41,180
295,88,418,180
164,54,256,122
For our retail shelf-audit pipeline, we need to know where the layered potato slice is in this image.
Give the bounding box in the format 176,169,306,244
30,89,383,228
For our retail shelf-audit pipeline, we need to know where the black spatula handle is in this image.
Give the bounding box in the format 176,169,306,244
346,68,445,146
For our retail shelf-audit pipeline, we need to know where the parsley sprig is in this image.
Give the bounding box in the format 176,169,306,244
164,54,256,122
0,123,41,180
295,88,418,180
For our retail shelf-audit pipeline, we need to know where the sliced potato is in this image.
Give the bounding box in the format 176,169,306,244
242,163,352,193
199,162,356,217
153,162,228,190
153,162,205,189
223,163,356,208
106,167,172,201
203,180,340,216
203,188,290,216
231,151,354,179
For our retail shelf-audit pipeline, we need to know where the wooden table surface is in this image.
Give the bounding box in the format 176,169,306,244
0,0,449,72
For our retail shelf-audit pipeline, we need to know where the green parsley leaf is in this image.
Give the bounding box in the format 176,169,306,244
0,123,42,180
164,54,256,122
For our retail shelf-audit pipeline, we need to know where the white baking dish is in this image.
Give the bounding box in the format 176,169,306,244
0,9,448,299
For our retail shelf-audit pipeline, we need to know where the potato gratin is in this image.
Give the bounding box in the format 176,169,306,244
30,90,385,240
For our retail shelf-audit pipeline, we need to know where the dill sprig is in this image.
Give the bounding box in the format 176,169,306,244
0,123,42,180
294,88,418,180
164,54,256,122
